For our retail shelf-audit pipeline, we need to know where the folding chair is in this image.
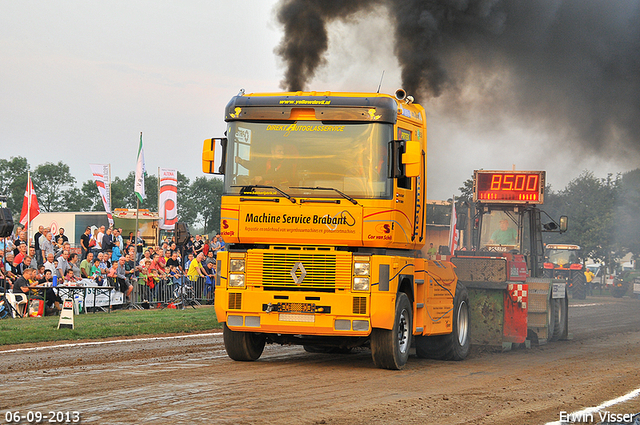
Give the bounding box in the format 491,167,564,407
6,292,28,318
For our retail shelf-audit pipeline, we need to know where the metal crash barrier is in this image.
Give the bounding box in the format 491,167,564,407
121,276,214,309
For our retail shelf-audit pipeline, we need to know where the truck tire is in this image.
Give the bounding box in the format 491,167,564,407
610,282,628,298
415,283,470,361
546,293,556,341
551,295,568,341
370,292,412,370
223,323,266,361
571,271,587,300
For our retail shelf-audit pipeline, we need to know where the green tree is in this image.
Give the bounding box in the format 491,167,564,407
0,156,30,214
457,177,474,203
176,172,197,228
110,172,158,211
189,176,223,234
61,187,95,212
31,161,77,212
616,168,640,263
545,171,621,270
79,179,104,211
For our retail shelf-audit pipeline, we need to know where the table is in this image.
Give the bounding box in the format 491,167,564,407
34,285,115,314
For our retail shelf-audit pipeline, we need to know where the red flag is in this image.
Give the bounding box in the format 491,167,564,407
19,177,40,226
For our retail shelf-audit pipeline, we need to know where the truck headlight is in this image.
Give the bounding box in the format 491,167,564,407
353,277,370,291
229,273,245,287
230,259,245,272
354,262,370,276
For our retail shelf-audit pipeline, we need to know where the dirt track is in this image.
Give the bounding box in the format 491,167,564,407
1,296,639,424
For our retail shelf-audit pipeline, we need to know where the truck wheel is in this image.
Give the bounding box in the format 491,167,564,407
546,293,556,341
610,283,628,298
571,272,587,300
223,323,266,361
415,283,470,361
370,292,412,370
551,294,568,341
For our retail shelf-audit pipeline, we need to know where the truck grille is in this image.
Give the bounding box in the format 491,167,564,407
228,292,242,310
246,249,351,291
353,297,367,314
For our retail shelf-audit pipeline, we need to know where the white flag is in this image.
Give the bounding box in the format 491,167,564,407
159,168,178,230
89,163,114,226
448,197,459,255
135,132,145,201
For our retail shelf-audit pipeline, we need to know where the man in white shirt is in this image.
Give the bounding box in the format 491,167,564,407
96,225,106,251
56,250,70,281
43,253,56,275
40,231,55,259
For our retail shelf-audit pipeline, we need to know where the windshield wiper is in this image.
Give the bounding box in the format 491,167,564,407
232,185,296,203
290,186,358,205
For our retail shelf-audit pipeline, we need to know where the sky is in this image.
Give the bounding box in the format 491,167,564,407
1,0,637,201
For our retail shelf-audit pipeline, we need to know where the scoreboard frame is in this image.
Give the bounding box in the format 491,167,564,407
473,170,546,204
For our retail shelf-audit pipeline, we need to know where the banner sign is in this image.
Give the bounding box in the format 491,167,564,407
159,168,178,230
90,163,114,226
135,133,146,201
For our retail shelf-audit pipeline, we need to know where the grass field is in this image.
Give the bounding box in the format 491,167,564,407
0,306,221,346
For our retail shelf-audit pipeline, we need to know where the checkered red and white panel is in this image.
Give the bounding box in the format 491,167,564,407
507,283,528,309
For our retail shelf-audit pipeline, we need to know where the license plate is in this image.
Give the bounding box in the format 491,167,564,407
279,302,316,313
279,313,315,323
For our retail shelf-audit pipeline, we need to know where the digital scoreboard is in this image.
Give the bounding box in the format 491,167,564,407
473,170,545,204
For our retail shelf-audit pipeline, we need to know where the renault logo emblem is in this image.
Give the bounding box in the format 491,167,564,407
290,262,307,285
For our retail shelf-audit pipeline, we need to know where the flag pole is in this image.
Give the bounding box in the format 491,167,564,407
134,131,146,249
157,167,160,245
109,163,112,218
26,171,31,246
135,132,141,240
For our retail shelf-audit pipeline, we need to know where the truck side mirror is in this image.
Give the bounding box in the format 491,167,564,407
402,140,421,177
202,138,227,175
559,215,568,232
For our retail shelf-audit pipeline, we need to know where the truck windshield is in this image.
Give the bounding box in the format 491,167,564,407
546,249,580,266
225,121,393,199
479,210,520,252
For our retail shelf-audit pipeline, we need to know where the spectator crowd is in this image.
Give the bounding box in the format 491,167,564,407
1,223,226,316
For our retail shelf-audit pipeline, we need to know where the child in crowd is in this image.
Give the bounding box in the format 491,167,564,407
91,259,103,285
138,258,152,301
64,268,79,285
106,262,119,289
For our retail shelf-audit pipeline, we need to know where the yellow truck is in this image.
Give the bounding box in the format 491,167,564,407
202,90,469,369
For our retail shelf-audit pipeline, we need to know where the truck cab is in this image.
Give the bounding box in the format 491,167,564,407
543,244,586,300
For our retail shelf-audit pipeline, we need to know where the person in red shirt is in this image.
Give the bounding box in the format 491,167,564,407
13,241,27,265
148,253,167,300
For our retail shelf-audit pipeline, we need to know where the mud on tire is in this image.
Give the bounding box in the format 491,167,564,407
571,271,587,300
223,323,266,361
610,282,628,298
415,283,470,361
551,294,568,341
370,292,412,370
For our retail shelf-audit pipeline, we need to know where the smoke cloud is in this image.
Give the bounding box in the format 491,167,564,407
274,0,383,92
275,0,640,156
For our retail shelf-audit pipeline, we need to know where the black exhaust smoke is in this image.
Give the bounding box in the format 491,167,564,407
274,0,383,92
275,0,640,155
